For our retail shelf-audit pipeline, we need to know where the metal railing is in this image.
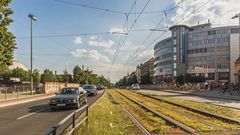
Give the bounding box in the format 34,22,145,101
46,104,88,135
0,86,43,101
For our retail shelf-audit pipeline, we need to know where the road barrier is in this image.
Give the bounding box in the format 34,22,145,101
45,104,88,135
0,86,43,101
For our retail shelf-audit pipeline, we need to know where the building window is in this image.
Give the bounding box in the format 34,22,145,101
173,71,177,76
174,63,176,68
173,55,176,60
173,47,176,53
204,48,207,52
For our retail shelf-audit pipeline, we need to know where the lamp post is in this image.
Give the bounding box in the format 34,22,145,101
28,14,37,95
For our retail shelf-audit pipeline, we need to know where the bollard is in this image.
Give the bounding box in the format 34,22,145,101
52,126,57,135
86,106,88,128
5,88,7,100
17,87,19,99
72,113,75,135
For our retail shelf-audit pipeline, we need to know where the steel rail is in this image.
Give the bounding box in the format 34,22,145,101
116,91,198,135
109,91,152,135
135,92,240,124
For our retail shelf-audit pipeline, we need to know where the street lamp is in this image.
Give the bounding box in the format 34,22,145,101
28,14,37,95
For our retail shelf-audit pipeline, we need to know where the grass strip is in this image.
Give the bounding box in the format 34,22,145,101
120,90,216,132
77,91,142,135
111,90,186,134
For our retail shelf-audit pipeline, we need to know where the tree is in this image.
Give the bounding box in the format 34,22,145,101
0,0,16,72
11,67,30,81
41,69,56,83
176,74,206,85
140,74,152,85
73,65,83,83
62,69,73,83
33,69,40,85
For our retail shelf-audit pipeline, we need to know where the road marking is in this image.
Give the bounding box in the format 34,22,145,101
17,108,45,120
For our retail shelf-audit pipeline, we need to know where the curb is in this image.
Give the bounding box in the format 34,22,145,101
0,94,54,108
162,90,240,101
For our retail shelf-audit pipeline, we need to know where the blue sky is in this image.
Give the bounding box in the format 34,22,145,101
9,0,240,82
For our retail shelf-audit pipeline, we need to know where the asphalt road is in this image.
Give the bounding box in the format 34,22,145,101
0,90,103,135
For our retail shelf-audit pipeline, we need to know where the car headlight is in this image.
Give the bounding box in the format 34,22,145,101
68,99,77,103
51,99,56,103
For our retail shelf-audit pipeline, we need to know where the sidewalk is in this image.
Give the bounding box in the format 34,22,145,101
162,89,240,101
0,94,54,108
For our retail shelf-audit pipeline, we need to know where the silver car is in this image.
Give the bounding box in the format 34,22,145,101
83,85,97,96
131,84,140,90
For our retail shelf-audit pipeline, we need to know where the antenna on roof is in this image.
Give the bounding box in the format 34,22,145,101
198,21,199,25
208,19,210,23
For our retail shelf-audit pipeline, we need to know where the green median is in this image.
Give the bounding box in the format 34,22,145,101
77,90,142,135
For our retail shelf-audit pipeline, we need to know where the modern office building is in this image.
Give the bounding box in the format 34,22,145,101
154,23,240,83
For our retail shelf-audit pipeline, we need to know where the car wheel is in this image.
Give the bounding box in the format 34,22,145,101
50,107,56,111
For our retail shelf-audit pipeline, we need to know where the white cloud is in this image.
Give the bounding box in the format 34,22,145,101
89,50,110,63
71,49,110,63
74,36,83,45
89,63,136,83
171,0,240,26
88,36,114,48
70,49,87,57
136,50,154,62
104,48,115,55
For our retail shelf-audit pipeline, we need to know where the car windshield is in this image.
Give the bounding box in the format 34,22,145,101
84,86,94,89
59,88,78,94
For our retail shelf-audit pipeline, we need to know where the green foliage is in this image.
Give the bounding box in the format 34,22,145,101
72,65,111,87
58,69,73,83
0,0,16,72
176,74,206,85
41,69,56,83
116,72,138,86
33,69,40,84
11,67,30,81
140,74,152,85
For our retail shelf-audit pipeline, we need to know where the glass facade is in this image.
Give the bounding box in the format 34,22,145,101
154,23,239,83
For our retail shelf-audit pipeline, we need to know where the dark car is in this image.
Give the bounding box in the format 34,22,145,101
96,84,105,90
49,87,87,110
83,85,97,96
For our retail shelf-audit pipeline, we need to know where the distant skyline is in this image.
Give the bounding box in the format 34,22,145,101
9,0,240,83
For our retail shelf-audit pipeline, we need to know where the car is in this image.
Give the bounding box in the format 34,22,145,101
49,87,87,110
83,85,97,96
96,84,105,90
131,84,140,90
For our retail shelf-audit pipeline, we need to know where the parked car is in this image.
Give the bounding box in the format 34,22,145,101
83,85,97,96
131,84,140,90
49,87,87,110
96,84,105,90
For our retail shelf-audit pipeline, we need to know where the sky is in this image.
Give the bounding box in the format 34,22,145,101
9,0,240,83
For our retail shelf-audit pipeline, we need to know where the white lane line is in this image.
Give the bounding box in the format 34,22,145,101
17,108,46,120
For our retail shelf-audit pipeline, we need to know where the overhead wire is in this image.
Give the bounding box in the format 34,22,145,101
127,0,212,67
110,0,151,74
124,0,184,67
54,0,165,15
108,0,138,78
